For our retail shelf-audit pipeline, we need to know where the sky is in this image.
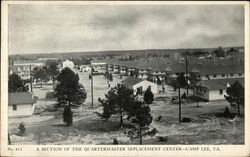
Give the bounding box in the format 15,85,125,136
9,4,244,55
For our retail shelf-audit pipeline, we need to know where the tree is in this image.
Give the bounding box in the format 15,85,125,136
18,122,26,136
55,67,87,126
39,67,50,84
32,67,49,87
170,73,187,90
98,84,136,128
213,46,225,57
8,73,29,92
177,73,187,87
55,67,87,108
126,101,155,144
144,87,154,104
47,62,59,83
224,81,244,116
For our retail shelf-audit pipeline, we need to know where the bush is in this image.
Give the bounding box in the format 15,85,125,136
113,138,119,145
63,106,73,126
182,117,191,122
215,106,235,118
156,115,162,122
157,136,168,142
223,106,230,116
46,91,56,99
18,122,25,136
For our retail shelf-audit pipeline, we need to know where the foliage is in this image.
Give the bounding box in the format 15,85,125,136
55,67,87,107
192,51,206,57
144,87,154,104
18,122,26,136
63,106,73,126
170,73,187,90
46,62,59,83
98,83,136,128
224,81,244,116
113,138,119,145
32,67,50,86
8,73,29,92
125,101,155,144
226,48,239,56
177,73,187,87
46,91,56,99
105,72,113,82
213,46,225,57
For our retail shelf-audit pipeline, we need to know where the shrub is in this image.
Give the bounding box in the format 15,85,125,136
113,138,119,145
156,115,162,122
144,87,154,104
18,122,25,136
46,91,56,99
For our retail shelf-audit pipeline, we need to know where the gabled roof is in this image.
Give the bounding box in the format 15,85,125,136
195,78,244,90
121,76,144,87
8,92,38,105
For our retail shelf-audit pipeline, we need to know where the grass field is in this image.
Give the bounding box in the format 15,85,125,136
8,72,244,145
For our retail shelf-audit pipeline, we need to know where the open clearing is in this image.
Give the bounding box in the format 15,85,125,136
8,72,244,145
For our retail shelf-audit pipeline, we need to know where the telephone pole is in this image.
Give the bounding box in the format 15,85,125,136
91,66,94,108
29,65,33,92
185,52,189,95
177,73,182,123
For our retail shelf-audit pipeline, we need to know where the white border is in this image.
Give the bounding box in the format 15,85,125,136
1,1,249,156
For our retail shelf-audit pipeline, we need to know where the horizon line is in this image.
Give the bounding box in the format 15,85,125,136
9,45,244,56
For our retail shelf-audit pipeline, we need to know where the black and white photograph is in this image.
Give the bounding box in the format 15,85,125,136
1,1,249,156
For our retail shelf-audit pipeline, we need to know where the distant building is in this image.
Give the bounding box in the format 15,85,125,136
13,60,45,67
9,65,31,79
11,60,46,79
194,78,244,101
8,92,38,117
62,59,74,68
81,66,92,72
121,76,158,94
37,58,59,61
91,60,107,66
91,60,107,72
189,64,244,86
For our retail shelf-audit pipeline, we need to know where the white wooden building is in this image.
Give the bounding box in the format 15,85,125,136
62,59,74,68
194,78,244,101
121,76,158,94
8,92,38,117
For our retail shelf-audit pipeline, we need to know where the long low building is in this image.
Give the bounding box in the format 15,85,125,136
8,92,38,117
194,78,244,101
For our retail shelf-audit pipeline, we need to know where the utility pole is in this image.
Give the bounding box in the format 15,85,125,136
91,66,94,108
8,133,11,145
29,65,33,92
185,52,189,95
178,73,182,123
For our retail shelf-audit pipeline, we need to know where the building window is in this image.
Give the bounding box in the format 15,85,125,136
221,74,225,77
213,74,217,78
198,75,201,78
204,89,206,93
205,75,209,78
13,104,17,110
219,89,223,95
230,73,234,77
239,73,242,76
